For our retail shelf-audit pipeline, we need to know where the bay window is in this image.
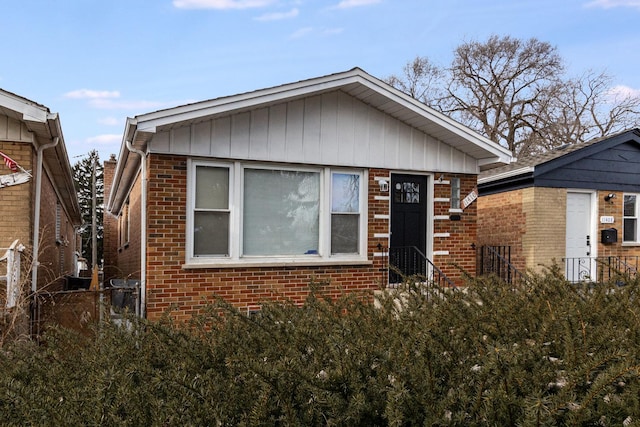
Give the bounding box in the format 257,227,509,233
624,194,639,243
188,160,366,264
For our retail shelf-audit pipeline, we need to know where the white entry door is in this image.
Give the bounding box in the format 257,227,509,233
565,192,594,281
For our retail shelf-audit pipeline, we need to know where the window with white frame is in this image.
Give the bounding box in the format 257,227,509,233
450,177,461,210
188,161,366,263
243,168,320,256
623,194,639,243
331,172,360,254
193,165,231,256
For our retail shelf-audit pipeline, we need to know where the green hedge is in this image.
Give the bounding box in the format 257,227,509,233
2,269,640,426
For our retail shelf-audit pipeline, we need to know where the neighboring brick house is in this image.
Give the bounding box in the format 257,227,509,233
478,129,640,282
0,89,82,292
104,68,513,321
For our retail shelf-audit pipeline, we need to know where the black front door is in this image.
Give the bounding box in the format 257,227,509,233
390,174,428,281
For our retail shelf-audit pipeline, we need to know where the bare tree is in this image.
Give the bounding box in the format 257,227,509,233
535,71,640,151
385,56,445,108
387,35,640,157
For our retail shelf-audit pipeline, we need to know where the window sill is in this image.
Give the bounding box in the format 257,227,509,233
183,257,372,269
622,242,640,247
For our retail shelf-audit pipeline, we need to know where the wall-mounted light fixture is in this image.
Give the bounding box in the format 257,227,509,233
604,193,616,202
379,179,388,192
438,174,445,183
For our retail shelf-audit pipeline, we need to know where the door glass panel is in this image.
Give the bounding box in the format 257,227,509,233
394,182,420,204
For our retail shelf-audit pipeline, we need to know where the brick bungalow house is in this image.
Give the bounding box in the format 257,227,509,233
0,89,81,294
477,129,640,282
104,68,513,321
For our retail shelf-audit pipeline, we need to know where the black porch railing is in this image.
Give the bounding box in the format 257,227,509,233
563,256,639,283
478,245,528,286
383,246,454,289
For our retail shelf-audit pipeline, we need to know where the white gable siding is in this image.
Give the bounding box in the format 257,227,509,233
148,90,478,174
0,115,34,143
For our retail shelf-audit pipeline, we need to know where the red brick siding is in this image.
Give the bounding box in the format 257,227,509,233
433,174,478,282
37,167,78,290
597,191,640,259
143,155,384,321
106,154,481,320
477,189,526,272
0,142,78,290
114,171,143,280
0,142,33,249
102,156,119,282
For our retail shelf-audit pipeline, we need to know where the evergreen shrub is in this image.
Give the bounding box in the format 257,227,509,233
1,269,640,426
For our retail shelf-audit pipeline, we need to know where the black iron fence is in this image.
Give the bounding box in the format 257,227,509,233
477,245,528,286
563,256,639,283
382,246,454,289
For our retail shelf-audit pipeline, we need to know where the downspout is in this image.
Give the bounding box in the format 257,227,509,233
31,137,60,292
125,140,147,318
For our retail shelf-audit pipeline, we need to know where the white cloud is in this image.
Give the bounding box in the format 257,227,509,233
607,84,640,100
64,89,120,99
88,98,168,110
334,0,381,9
65,87,197,113
584,0,640,8
86,134,122,145
254,7,299,21
289,26,344,39
290,27,313,38
98,117,121,126
322,27,343,35
173,0,276,9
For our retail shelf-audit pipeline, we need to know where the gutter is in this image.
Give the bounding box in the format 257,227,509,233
31,137,60,292
125,139,147,318
477,166,534,185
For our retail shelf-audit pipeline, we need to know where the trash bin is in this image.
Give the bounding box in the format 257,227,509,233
109,279,140,315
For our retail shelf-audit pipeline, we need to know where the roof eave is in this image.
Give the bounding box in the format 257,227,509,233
131,68,514,165
478,166,535,185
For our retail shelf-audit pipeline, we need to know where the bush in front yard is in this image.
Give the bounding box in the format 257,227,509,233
1,270,640,425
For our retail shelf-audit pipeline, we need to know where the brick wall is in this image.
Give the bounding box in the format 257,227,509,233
478,187,640,276
37,166,78,290
597,191,640,259
433,174,478,282
523,187,566,273
103,155,120,282
143,155,384,321
477,187,567,274
105,154,483,321
477,188,526,271
111,170,143,281
0,142,33,249
0,141,78,290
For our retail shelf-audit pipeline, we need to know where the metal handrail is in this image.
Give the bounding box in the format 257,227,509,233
479,245,528,285
563,256,639,283
386,246,454,288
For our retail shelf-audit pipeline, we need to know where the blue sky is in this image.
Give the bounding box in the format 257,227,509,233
2,0,640,161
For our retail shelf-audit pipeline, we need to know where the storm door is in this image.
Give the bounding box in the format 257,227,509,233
390,174,428,282
565,192,595,282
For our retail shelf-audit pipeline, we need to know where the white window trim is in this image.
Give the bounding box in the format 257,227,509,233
623,193,640,245
328,169,368,258
185,159,369,267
